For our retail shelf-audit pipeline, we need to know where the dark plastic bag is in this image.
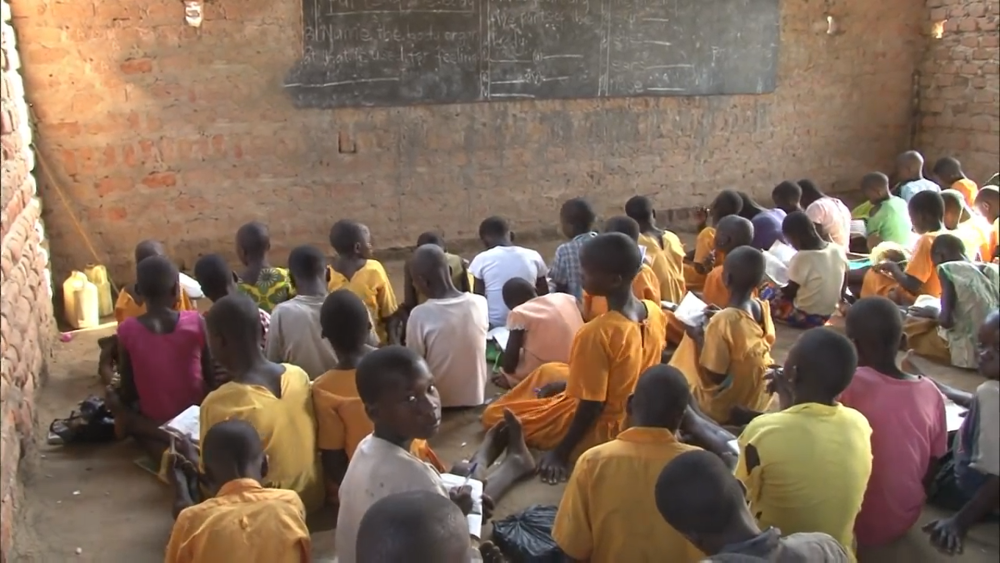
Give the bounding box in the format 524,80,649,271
491,504,561,563
48,395,117,445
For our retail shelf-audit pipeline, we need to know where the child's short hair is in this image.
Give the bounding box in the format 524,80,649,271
581,233,643,280
134,239,166,264
478,216,510,240
655,450,746,538
932,156,962,179
908,190,945,221
930,233,966,259
560,198,597,231
790,327,858,398
193,254,233,297
202,419,264,474
356,490,469,562
136,255,179,301
603,215,641,242
713,190,744,217
205,293,263,347
772,180,802,203
723,246,765,290
329,220,367,255
236,222,270,258
321,290,371,351
287,245,327,280
356,346,426,405
780,210,817,239
860,172,889,191
624,195,655,222
416,231,445,248
845,296,903,352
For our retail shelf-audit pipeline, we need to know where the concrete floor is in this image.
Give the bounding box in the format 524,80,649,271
11,238,1000,562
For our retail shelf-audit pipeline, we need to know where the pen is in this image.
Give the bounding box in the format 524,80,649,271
463,462,479,486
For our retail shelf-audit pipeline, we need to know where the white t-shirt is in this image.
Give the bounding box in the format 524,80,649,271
805,197,852,248
406,294,489,408
469,246,549,327
787,243,849,316
264,295,337,379
336,435,448,563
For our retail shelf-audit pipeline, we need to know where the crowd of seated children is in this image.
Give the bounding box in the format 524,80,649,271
941,189,992,261
862,190,946,305
327,220,400,345
760,211,849,329
312,290,445,509
553,365,704,563
735,328,873,562
736,191,786,251
625,195,687,303
482,233,667,484
582,216,661,320
670,246,774,425
165,419,311,563
799,178,852,248
549,198,598,301
496,277,583,389
656,450,850,562
907,311,999,556
406,244,489,408
402,231,471,312
974,186,1000,261
336,346,534,563
684,190,743,291
904,235,999,368
115,240,196,322
193,253,270,348
107,255,212,473
857,171,913,250
932,157,979,206
895,150,942,202
169,294,324,516
234,222,294,313
470,216,549,328
839,297,949,548
265,245,339,379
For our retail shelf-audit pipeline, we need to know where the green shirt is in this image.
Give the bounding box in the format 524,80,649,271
866,197,912,245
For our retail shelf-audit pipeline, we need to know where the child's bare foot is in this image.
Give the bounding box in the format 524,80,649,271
475,419,510,471
479,541,505,563
501,409,535,478
490,372,513,390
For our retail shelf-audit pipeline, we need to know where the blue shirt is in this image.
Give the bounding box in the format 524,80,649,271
548,232,597,301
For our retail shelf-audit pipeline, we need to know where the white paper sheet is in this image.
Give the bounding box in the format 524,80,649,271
850,219,867,237
762,251,790,286
160,405,200,442
910,295,942,316
726,439,740,455
440,473,485,538
486,327,510,351
944,399,968,432
674,292,708,328
767,240,797,264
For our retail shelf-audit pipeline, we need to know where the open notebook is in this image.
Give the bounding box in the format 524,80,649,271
439,473,485,539
161,405,200,443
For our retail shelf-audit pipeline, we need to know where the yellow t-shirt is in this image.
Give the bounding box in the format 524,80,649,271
165,478,310,563
583,264,661,321
736,403,873,562
954,218,992,262
553,427,704,563
638,232,686,303
200,365,324,513
683,227,716,290
327,260,399,344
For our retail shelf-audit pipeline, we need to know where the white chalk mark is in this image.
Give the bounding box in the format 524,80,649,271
643,40,672,46
490,59,532,63
642,18,670,22
646,87,684,91
492,79,528,84
645,64,694,70
327,9,474,15
542,54,583,60
284,77,400,88
490,93,536,98
543,76,571,82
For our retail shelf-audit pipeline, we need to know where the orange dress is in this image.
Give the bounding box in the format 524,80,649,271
638,232,686,304
482,301,667,460
582,264,661,321
861,232,943,302
951,178,979,207
683,228,716,291
114,288,195,323
669,301,775,424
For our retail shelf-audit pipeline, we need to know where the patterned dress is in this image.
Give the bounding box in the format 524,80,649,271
237,267,294,313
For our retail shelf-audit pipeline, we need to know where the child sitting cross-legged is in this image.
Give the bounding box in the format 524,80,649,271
328,220,401,345
165,419,310,563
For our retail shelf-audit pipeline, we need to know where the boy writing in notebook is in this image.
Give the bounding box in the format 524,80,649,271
481,233,667,484
312,290,445,508
553,365,704,563
625,195,687,303
470,216,549,327
328,219,400,344
582,216,661,320
234,222,294,313
669,246,774,424
684,190,744,291
549,198,598,301
165,420,310,563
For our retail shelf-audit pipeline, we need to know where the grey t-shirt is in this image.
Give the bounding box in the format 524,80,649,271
705,528,850,562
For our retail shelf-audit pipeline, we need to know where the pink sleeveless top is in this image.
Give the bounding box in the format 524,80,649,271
117,311,207,423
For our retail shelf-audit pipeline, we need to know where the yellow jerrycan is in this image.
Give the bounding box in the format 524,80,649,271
83,264,114,318
62,271,99,330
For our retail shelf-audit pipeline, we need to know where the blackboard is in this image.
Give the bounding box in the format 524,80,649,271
284,0,780,109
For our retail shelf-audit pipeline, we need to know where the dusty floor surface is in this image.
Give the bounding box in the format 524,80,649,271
11,238,1000,562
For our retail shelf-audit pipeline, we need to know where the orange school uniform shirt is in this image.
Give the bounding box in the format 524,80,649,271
669,301,775,424
481,301,667,459
327,260,398,344
113,288,194,323
638,232,687,303
683,227,716,291
956,218,993,261
583,263,661,321
861,232,943,300
553,427,705,563
164,478,310,563
952,178,979,207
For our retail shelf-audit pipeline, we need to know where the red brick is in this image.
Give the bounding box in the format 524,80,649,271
95,175,132,196
119,57,153,74
140,171,176,188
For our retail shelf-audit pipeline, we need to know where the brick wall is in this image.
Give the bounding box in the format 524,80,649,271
918,0,1000,182
10,0,927,282
0,0,54,559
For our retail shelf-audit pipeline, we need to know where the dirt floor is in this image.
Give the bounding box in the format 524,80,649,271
11,237,1000,562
